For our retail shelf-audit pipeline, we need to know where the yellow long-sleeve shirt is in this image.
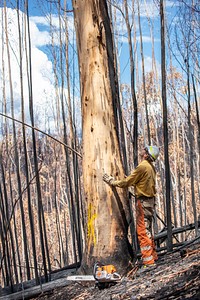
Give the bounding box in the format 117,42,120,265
112,159,156,198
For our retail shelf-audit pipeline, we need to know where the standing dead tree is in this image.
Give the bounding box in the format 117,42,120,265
72,0,133,272
160,0,173,251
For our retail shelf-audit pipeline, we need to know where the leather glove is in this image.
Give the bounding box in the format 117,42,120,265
103,173,114,185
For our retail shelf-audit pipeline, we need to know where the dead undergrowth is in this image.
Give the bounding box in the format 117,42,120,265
33,241,200,300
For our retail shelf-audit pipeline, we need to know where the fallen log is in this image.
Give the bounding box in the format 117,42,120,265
0,262,80,297
154,221,200,241
0,277,73,300
180,248,200,258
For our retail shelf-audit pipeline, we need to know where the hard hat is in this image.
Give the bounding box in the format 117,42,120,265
145,145,160,161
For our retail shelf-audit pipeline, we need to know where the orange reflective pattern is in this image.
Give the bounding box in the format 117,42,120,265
136,199,157,265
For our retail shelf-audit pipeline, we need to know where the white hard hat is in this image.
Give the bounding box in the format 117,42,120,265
145,145,160,161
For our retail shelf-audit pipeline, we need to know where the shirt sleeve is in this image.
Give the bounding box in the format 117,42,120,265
112,164,145,188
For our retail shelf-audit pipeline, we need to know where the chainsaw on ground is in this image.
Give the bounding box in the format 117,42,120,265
93,261,121,289
66,262,121,290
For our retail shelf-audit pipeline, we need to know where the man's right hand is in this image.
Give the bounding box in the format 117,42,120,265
103,173,114,185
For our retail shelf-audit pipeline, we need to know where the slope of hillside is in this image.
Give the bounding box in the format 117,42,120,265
37,241,200,300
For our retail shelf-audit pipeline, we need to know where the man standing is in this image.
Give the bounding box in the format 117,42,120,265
103,145,160,268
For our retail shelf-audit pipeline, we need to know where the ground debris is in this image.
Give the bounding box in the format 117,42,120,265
31,242,200,299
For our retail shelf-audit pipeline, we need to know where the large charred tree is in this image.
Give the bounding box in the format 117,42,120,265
124,0,138,167
160,0,173,251
137,0,150,145
72,0,133,272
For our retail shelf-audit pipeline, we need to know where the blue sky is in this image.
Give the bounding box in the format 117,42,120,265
0,0,194,130
27,0,162,84
0,0,181,84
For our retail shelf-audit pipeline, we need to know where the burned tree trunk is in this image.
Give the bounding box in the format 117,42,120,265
73,0,133,273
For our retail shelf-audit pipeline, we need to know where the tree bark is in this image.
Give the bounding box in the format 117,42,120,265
160,0,173,251
124,0,138,167
137,0,150,144
72,0,133,273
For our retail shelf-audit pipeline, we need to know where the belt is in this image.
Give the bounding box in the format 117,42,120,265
137,196,155,200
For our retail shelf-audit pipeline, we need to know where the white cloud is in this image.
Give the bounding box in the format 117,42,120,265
0,7,58,130
137,36,160,43
139,56,161,74
29,22,51,47
30,14,75,47
29,15,59,46
29,16,50,26
30,15,60,29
